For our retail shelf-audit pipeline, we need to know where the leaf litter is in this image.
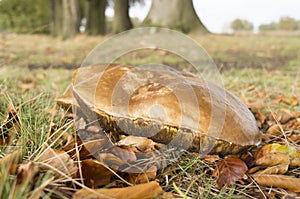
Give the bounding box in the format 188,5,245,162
0,77,300,198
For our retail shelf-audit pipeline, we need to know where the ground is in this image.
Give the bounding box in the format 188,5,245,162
0,33,299,198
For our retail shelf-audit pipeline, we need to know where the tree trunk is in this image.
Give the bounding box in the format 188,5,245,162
86,0,106,35
143,0,208,33
50,0,63,36
62,0,80,39
112,0,133,34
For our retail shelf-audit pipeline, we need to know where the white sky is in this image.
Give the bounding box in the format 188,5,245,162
106,0,300,33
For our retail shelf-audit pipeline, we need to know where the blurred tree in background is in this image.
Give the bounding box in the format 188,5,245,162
50,0,63,36
259,22,278,32
0,0,207,37
112,0,132,34
0,0,50,33
50,0,81,39
231,19,253,32
259,16,300,32
143,0,208,33
278,16,298,31
61,0,80,39
85,0,107,35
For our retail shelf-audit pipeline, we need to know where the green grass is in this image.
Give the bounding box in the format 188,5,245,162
0,33,300,198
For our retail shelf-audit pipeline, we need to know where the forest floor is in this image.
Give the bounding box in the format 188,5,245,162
0,33,300,198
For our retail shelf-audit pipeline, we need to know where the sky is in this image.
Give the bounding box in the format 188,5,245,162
106,0,300,33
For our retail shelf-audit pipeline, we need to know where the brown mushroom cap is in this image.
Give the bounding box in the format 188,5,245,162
67,64,261,151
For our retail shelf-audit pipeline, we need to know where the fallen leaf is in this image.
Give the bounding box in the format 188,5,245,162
16,161,39,185
110,146,137,163
291,94,299,106
0,104,20,145
213,157,248,189
0,149,24,174
244,85,256,92
73,181,163,199
118,136,156,152
290,152,300,167
252,174,300,192
20,80,35,93
254,143,298,166
266,124,285,137
56,86,73,110
267,113,281,122
254,164,289,175
81,136,107,157
271,94,284,103
203,154,220,163
280,113,294,124
255,110,266,124
7,161,40,199
0,149,24,165
126,165,157,184
35,148,78,178
98,152,126,168
81,159,114,188
255,150,290,166
281,97,292,105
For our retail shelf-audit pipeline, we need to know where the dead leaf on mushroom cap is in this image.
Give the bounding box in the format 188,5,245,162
213,157,248,189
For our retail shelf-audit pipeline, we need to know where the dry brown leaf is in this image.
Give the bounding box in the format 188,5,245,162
254,164,289,175
254,143,298,166
0,149,24,174
244,85,256,92
0,149,24,165
252,174,300,192
290,156,300,167
281,97,292,105
56,86,73,110
7,162,40,199
98,153,126,168
203,154,220,163
118,136,156,152
126,165,157,184
267,113,281,122
255,110,266,124
73,181,163,199
280,113,294,124
82,137,107,157
281,108,298,118
20,81,35,93
291,94,299,106
81,159,114,188
0,104,20,145
110,146,137,163
36,148,78,178
16,161,39,185
266,124,284,137
213,157,248,189
271,94,284,103
289,119,300,130
255,149,290,166
289,133,300,143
